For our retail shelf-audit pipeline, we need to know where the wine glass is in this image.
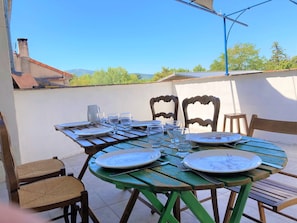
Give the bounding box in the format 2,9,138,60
107,113,119,134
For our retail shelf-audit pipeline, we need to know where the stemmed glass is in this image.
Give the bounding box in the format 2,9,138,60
107,113,119,134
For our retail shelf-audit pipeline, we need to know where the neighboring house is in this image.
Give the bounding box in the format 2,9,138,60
12,38,73,89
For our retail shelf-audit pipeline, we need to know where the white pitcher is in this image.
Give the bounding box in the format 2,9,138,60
87,105,100,123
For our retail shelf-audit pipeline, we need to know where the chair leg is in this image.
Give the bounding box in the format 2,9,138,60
258,202,266,223
64,206,70,223
211,189,220,223
71,204,78,223
223,191,237,223
81,191,89,223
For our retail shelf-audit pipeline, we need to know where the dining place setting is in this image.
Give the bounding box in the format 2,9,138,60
91,130,270,181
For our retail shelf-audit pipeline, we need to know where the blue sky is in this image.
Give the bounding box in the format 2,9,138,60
10,0,297,74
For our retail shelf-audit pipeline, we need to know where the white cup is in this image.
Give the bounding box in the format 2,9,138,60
87,105,100,123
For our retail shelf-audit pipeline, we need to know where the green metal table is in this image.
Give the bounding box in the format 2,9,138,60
88,134,287,223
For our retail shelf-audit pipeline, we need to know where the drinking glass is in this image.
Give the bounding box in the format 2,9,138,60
107,113,119,134
98,111,107,124
119,112,132,129
87,105,100,123
147,124,164,148
165,120,181,148
175,127,191,157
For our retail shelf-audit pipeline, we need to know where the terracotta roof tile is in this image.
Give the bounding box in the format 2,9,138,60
12,73,39,89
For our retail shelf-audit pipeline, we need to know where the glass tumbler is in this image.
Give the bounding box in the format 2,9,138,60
147,124,164,148
119,112,132,129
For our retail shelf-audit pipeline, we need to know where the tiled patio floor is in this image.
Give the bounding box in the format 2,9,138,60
0,142,296,223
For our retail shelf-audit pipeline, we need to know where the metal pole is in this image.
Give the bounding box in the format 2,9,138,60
223,17,229,75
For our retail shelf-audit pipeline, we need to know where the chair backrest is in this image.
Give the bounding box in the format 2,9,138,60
149,95,179,121
182,95,220,131
0,112,20,203
247,114,297,137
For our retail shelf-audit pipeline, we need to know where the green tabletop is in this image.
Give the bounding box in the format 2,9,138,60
88,134,287,223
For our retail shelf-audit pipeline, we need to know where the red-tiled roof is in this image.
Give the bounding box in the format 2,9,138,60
12,73,39,89
29,58,73,78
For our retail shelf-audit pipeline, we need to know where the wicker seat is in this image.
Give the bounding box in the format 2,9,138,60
150,95,179,120
223,114,297,223
17,156,65,184
0,113,89,223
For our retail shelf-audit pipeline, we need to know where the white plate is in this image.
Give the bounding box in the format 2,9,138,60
183,149,262,173
59,121,91,128
74,126,113,136
187,132,242,144
95,148,161,169
131,120,161,127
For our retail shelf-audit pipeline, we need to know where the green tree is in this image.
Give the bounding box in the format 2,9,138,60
210,43,266,71
151,67,190,81
290,56,297,68
193,64,206,72
265,42,292,70
69,67,144,86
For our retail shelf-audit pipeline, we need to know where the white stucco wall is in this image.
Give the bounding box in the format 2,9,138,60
0,0,20,181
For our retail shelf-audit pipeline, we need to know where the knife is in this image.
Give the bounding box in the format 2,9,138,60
109,161,170,177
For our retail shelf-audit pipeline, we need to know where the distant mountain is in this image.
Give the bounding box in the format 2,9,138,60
66,69,94,76
134,73,153,80
66,69,153,79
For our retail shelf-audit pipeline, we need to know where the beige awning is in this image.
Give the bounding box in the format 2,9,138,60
193,0,213,10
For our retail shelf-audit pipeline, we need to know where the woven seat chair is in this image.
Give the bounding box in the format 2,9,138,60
223,114,297,223
0,113,89,223
150,95,179,121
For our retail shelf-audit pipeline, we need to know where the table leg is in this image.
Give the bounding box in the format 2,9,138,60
229,183,252,223
141,190,179,223
78,155,92,180
120,189,140,223
180,191,215,223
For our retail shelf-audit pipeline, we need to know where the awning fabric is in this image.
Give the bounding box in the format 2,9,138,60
193,0,213,10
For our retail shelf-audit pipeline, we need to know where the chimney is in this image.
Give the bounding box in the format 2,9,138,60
17,38,31,73
17,38,29,57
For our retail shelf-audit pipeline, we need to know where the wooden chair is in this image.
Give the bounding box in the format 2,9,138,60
223,114,297,223
182,95,220,131
0,113,89,223
181,95,221,223
0,113,65,185
150,95,179,120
